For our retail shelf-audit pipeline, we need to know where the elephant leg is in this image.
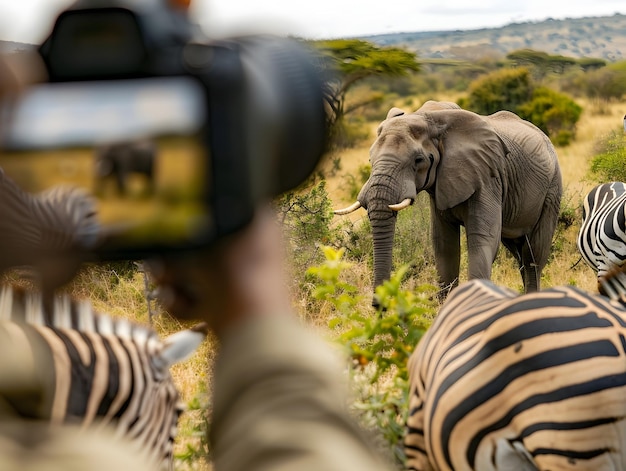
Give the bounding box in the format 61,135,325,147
502,237,537,292
520,235,540,292
465,229,500,280
431,212,461,297
464,199,502,282
522,177,561,292
501,238,522,265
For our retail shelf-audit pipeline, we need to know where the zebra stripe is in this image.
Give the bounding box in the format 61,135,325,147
577,182,626,286
0,168,101,272
33,184,101,249
0,285,207,470
405,279,626,471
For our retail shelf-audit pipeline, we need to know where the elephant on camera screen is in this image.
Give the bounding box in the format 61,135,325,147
94,139,156,196
335,101,562,303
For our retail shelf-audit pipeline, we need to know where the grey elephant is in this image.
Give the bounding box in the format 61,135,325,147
335,101,562,304
94,139,156,196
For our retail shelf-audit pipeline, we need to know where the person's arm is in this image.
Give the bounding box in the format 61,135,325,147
211,314,391,471
154,206,392,470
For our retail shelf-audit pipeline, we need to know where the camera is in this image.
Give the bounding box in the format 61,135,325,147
0,0,329,261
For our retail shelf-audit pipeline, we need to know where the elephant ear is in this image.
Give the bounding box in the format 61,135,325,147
426,109,507,210
386,107,405,119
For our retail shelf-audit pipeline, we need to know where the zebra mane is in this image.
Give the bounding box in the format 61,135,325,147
0,284,158,342
33,185,102,250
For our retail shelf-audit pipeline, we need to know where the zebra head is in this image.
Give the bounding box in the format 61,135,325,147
0,285,209,470
125,321,209,469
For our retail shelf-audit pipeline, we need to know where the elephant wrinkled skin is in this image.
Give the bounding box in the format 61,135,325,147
336,101,562,304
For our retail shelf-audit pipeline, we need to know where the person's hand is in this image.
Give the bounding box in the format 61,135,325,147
150,205,292,338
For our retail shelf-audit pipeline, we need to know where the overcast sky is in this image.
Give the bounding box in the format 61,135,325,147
1,0,624,45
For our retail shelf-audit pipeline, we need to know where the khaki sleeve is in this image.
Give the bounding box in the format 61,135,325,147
210,315,392,471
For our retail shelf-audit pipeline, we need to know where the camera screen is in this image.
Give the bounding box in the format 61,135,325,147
0,76,212,257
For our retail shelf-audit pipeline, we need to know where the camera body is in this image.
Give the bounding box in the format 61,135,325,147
0,0,328,260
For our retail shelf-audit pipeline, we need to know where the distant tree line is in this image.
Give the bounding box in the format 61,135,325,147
506,49,605,76
309,40,626,148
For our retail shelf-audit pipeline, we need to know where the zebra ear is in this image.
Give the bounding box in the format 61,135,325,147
158,323,209,368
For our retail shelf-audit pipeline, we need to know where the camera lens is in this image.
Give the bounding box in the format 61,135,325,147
237,36,328,195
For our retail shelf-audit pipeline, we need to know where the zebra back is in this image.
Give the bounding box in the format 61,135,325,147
405,279,626,471
577,181,626,288
0,284,149,335
0,284,207,470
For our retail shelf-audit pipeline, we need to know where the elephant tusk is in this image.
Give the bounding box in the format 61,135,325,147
389,198,412,211
334,201,362,215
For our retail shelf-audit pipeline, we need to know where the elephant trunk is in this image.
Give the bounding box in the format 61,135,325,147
361,174,401,307
371,210,397,291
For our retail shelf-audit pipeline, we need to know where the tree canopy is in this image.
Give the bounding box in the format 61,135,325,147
311,39,420,133
507,49,579,78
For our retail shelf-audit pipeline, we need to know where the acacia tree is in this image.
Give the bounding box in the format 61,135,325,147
577,57,607,72
311,39,420,137
506,49,577,78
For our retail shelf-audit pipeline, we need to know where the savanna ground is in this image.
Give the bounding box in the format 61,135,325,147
6,94,623,470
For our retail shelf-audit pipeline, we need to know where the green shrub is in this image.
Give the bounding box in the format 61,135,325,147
516,87,582,146
275,179,359,317
343,163,372,201
276,179,335,249
462,68,534,115
339,216,373,264
174,388,212,469
589,131,626,182
307,246,437,466
460,68,582,146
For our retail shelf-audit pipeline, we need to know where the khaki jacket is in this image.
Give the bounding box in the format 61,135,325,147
211,316,392,471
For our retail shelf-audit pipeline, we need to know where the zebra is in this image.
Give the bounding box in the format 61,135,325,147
576,181,626,293
0,284,208,470
404,274,626,471
0,167,101,283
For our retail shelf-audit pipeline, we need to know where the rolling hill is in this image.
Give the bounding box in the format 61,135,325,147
358,13,626,62
3,13,625,63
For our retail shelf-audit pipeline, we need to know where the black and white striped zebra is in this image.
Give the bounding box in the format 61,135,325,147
0,284,207,470
577,181,626,292
405,277,626,470
0,167,101,274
